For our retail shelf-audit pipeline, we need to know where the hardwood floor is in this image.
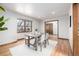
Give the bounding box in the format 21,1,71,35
0,39,25,56
49,34,58,41
50,39,72,56
0,35,72,56
49,34,72,56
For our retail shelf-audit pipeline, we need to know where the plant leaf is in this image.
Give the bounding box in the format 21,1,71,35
0,22,5,27
0,6,5,12
0,27,7,31
3,18,9,22
0,16,4,22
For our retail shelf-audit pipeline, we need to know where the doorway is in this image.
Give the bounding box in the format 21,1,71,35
45,20,59,41
45,23,53,34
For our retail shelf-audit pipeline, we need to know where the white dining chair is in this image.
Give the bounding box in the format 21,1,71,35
38,33,49,51
38,33,45,51
45,33,49,45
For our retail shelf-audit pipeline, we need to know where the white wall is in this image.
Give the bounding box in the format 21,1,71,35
69,4,73,51
0,10,41,45
52,21,57,35
0,10,17,45
58,15,70,39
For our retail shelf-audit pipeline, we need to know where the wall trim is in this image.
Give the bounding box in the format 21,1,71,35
58,37,69,40
0,38,25,47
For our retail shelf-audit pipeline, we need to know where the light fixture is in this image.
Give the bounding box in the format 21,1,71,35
15,4,33,15
24,5,33,15
51,11,55,15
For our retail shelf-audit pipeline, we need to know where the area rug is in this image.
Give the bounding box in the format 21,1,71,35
9,40,57,56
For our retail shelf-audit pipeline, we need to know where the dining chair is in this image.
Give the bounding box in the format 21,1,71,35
38,33,49,51
45,33,49,46
38,33,45,51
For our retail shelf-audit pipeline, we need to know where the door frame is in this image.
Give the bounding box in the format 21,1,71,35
44,20,59,38
73,3,79,56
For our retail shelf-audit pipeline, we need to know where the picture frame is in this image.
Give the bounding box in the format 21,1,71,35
17,19,32,33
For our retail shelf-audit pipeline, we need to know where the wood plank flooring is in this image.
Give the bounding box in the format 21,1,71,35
0,35,72,56
50,39,72,56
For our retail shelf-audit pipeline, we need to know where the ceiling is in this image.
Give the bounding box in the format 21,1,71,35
0,3,71,20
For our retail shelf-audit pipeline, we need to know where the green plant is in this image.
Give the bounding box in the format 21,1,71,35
0,6,8,31
0,6,5,12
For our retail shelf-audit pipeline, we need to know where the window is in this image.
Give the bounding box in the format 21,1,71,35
17,19,32,33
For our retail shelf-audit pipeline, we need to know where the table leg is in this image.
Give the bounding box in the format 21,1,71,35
34,37,38,51
25,39,27,45
28,36,30,47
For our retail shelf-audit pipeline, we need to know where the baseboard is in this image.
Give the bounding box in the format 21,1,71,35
0,40,17,47
17,38,25,40
49,34,58,35
58,37,69,40
0,38,25,47
53,34,58,35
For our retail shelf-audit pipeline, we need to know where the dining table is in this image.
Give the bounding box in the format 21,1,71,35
25,32,42,51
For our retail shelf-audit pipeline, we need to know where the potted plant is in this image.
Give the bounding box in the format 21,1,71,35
0,6,8,31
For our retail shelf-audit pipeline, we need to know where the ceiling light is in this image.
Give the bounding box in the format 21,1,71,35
51,11,55,15
15,5,24,13
15,4,33,15
24,5,33,15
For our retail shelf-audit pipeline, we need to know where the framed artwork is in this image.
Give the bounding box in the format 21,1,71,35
17,19,32,33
